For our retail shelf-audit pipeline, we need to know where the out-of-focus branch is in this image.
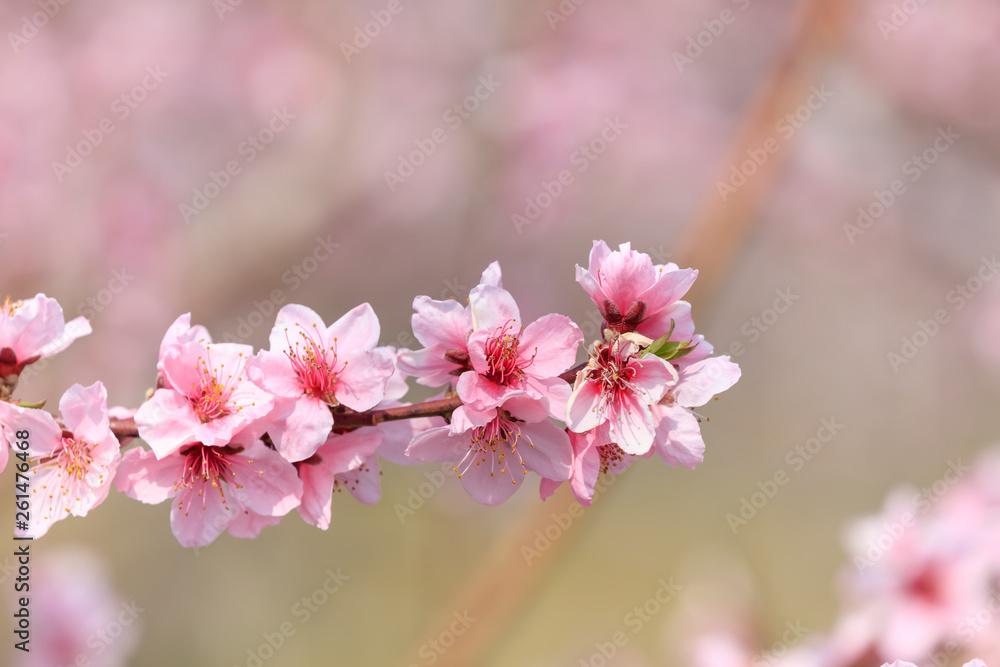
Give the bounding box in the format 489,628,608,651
409,1,858,666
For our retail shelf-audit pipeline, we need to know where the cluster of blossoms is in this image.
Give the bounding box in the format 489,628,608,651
683,447,1000,667
0,241,740,547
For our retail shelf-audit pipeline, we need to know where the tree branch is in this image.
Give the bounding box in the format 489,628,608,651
104,361,588,442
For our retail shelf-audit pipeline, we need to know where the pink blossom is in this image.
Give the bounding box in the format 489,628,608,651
406,395,572,505
250,303,395,462
840,484,996,662
135,340,274,459
0,382,120,538
566,333,677,455
0,294,91,392
539,426,636,506
115,437,302,547
296,428,382,530
456,284,582,418
576,240,697,338
13,549,139,667
651,336,741,469
397,262,502,387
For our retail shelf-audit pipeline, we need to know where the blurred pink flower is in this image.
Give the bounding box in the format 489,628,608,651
0,294,91,384
12,549,139,667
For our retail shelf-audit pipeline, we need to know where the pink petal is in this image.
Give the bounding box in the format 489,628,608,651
58,382,110,444
397,345,463,387
517,421,572,481
479,261,503,288
651,405,705,469
636,266,697,315
269,397,333,462
468,285,520,332
326,302,380,353
566,379,604,433
458,450,522,505
410,296,470,349
675,356,741,408
250,349,305,398
636,300,695,341
519,314,583,377
114,447,180,505
170,488,235,548
0,400,61,457
502,395,551,424
607,392,656,455
231,441,303,516
297,459,337,529
271,303,327,353
134,389,200,459
314,429,382,473
336,456,381,504
630,355,677,404
597,243,656,310
334,347,394,411
405,427,468,463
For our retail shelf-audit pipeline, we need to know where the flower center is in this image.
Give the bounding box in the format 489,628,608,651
30,434,108,523
284,325,344,405
484,320,533,386
174,444,260,515
190,349,250,423
1,295,22,318
588,343,640,413
455,412,533,485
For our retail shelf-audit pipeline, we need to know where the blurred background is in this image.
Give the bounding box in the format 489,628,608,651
3,0,1000,665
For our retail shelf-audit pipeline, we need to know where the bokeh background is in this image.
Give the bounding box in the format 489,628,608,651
3,0,1000,665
